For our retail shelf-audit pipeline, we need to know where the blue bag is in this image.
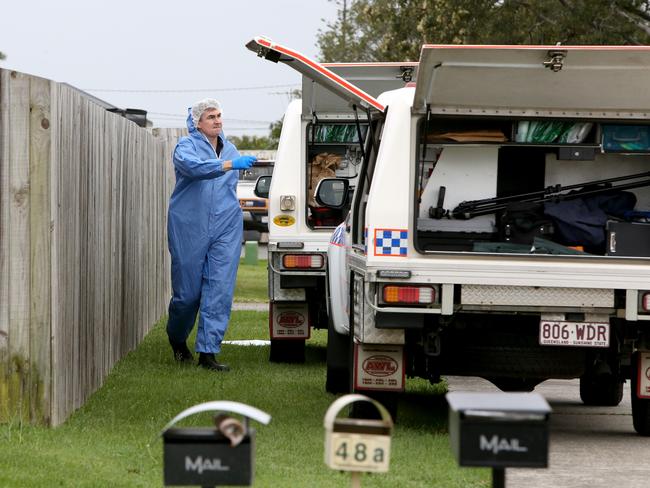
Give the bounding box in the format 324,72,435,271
544,190,637,252
602,125,650,152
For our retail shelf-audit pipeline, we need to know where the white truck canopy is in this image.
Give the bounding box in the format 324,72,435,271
413,45,650,119
304,62,417,116
246,36,391,113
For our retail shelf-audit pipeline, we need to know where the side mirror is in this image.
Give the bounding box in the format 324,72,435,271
254,175,272,199
315,178,349,209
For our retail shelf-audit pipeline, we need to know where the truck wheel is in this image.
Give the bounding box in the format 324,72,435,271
325,323,350,394
269,339,305,363
580,373,624,406
631,352,650,436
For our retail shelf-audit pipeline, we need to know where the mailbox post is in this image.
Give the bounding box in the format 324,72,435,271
446,392,551,488
324,394,393,487
161,401,271,487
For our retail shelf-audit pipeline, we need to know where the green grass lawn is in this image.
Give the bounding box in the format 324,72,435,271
234,259,268,302
0,259,489,487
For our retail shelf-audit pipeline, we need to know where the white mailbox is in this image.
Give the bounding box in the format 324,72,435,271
324,394,393,473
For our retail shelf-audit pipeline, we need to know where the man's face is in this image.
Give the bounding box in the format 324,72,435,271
197,108,222,138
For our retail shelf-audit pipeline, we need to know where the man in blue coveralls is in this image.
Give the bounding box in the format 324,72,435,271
166,98,256,371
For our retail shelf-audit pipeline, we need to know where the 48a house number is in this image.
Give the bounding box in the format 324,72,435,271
328,433,390,472
336,441,384,463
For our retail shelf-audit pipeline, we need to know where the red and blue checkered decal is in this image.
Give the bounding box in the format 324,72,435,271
374,229,408,257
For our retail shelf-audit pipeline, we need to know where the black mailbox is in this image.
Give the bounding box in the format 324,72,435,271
163,427,254,486
161,401,271,487
446,391,551,469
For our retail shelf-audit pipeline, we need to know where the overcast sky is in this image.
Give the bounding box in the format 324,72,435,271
0,0,338,136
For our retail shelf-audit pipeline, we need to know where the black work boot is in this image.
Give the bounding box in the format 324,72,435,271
198,353,230,372
169,339,193,363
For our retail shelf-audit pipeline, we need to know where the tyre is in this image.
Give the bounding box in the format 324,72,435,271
325,322,350,394
631,352,650,436
269,339,305,363
580,373,624,406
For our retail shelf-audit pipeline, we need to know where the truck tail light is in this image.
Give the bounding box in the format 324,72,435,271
642,292,650,312
282,254,324,269
382,285,435,305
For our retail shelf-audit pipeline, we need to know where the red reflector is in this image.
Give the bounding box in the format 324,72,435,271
282,254,324,269
642,292,650,312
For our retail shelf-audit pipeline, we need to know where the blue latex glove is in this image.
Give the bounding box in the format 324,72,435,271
231,155,257,170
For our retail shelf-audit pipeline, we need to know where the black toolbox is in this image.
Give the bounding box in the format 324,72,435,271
606,221,650,257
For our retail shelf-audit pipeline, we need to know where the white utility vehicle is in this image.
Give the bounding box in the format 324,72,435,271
236,156,274,234
246,37,417,362
254,39,650,435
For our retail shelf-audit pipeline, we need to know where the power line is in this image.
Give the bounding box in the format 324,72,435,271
150,118,268,129
224,128,270,131
151,116,267,124
224,128,272,131
149,121,270,131
82,84,299,94
149,112,271,124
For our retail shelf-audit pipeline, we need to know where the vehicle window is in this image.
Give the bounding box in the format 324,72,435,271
239,162,274,182
306,122,367,229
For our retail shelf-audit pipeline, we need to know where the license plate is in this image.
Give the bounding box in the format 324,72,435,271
539,320,609,347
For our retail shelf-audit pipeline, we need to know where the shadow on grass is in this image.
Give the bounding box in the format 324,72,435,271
398,389,449,432
305,343,327,364
302,341,449,432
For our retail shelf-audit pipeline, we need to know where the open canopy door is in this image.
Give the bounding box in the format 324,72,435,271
304,62,417,115
413,45,650,119
246,36,386,113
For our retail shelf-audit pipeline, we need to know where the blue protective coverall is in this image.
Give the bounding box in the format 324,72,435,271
166,112,243,354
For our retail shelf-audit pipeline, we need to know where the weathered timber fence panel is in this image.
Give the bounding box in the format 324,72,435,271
0,68,183,425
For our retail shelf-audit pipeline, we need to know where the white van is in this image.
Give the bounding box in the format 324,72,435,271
255,40,650,434
246,37,417,362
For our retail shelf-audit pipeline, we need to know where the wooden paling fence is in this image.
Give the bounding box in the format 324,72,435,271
0,68,185,425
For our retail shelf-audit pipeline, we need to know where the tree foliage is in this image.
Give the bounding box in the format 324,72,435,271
229,134,274,150
269,119,283,147
0,51,6,61
232,88,298,149
229,119,285,149
318,0,650,62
